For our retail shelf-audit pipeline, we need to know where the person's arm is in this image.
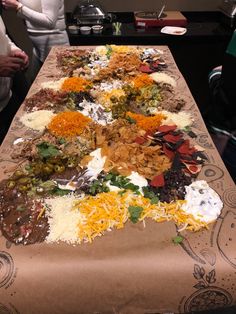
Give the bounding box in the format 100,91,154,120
0,18,28,69
4,32,18,50
4,32,29,69
2,0,61,29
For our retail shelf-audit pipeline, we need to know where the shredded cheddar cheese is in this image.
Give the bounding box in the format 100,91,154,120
110,45,138,54
44,190,209,244
141,201,208,232
47,111,91,138
61,77,92,92
126,111,166,132
72,191,208,243
73,191,129,243
132,74,154,88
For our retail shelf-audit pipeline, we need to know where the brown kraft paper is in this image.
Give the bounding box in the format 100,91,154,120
0,46,235,314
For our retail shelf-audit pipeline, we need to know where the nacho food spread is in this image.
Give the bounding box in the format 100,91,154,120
0,45,223,246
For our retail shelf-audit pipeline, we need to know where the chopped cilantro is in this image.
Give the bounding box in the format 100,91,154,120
150,196,159,204
104,173,114,181
124,183,139,192
89,180,110,195
142,187,159,204
89,173,142,196
126,116,136,124
52,188,71,196
182,126,191,133
172,235,184,245
118,190,126,196
108,174,140,193
111,175,130,187
128,205,143,223
37,142,60,159
58,138,66,145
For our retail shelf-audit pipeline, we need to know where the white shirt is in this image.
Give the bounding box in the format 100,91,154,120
0,16,19,112
17,0,69,62
18,0,66,34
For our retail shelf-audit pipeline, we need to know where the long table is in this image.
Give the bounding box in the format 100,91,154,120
0,46,235,314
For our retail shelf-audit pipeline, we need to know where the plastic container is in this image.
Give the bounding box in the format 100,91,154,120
68,25,79,34
80,26,91,35
92,25,103,34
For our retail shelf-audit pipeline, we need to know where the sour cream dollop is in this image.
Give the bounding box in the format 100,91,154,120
182,180,223,223
87,148,106,180
107,171,148,194
127,171,148,191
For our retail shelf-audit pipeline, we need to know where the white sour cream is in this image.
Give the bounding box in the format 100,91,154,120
127,171,148,191
106,171,148,193
87,148,106,180
57,182,77,192
106,181,121,192
182,180,223,223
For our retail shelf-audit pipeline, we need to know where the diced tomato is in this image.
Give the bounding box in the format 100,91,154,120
178,140,197,155
177,140,190,154
139,65,153,73
183,163,201,174
163,144,175,160
150,173,165,187
150,61,159,69
145,130,154,138
180,158,197,165
189,165,198,171
158,125,177,133
188,164,201,174
163,134,182,143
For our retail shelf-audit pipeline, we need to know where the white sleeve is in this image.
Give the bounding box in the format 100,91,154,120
17,0,61,29
6,34,20,52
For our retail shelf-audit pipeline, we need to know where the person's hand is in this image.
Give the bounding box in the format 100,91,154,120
11,49,29,70
0,55,24,77
1,0,20,11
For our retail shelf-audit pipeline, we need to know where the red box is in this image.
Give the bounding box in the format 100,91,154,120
134,11,187,28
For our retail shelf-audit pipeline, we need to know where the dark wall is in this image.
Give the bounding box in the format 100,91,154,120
3,0,222,54
65,0,222,12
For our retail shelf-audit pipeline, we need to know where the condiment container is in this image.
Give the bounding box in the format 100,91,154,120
92,25,103,34
68,25,79,34
80,26,91,35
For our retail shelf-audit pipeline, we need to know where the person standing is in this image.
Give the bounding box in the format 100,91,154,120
0,5,29,143
1,0,70,81
207,29,236,182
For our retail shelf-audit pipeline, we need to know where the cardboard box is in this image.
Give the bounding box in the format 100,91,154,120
134,11,187,28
